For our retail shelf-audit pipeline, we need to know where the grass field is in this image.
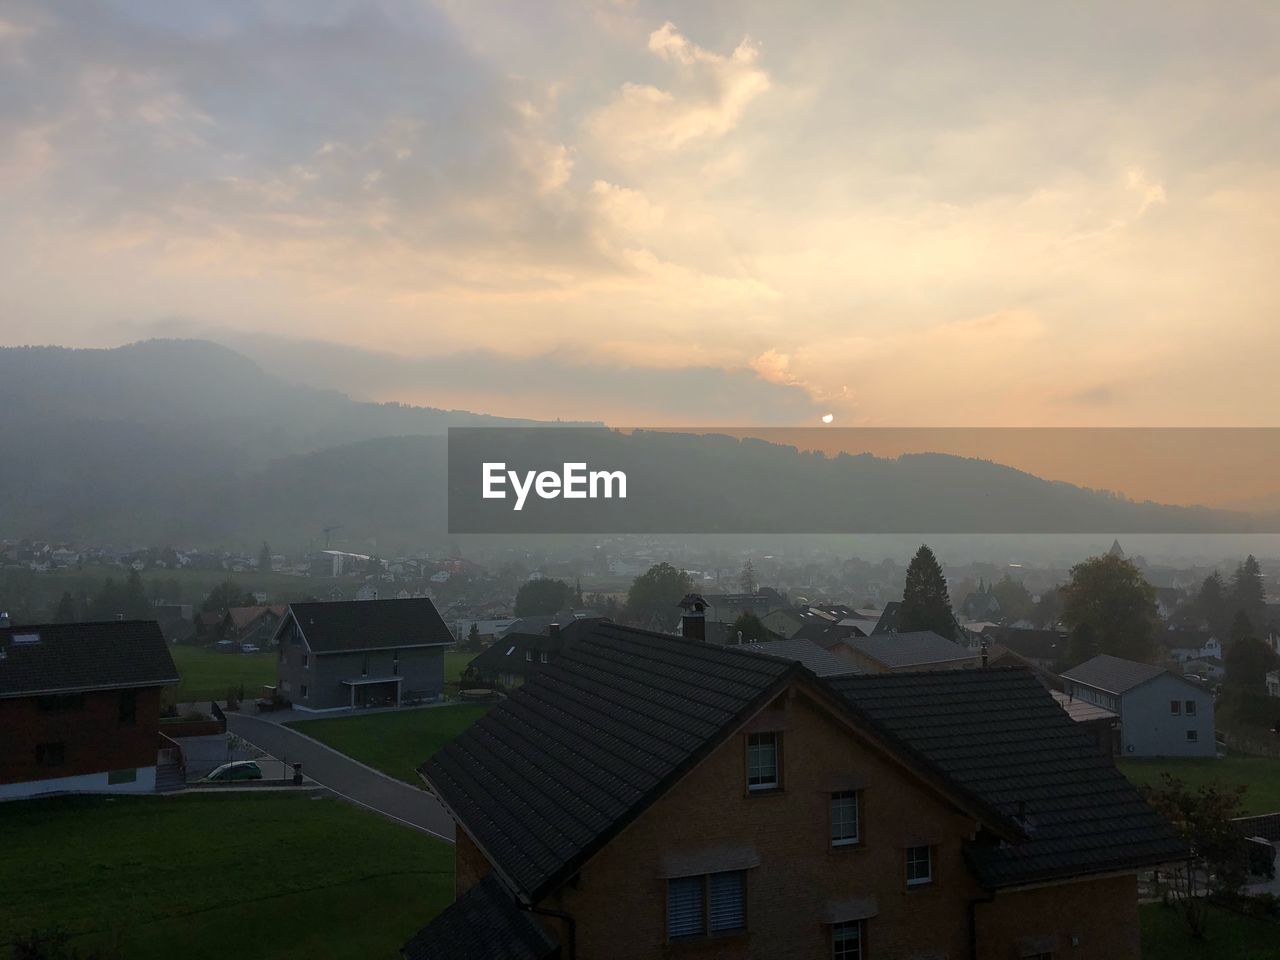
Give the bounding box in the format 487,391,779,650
289,704,492,784
1118,756,1280,817
0,793,452,960
444,651,472,686
170,644,278,702
1140,902,1280,959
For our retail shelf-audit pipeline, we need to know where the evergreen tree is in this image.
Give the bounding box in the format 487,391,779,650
899,544,955,639
1230,555,1266,634
258,542,272,573
1196,571,1230,637
739,559,756,594
53,592,77,623
122,569,151,619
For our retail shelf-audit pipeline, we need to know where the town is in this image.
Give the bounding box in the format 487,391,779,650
4,533,1280,958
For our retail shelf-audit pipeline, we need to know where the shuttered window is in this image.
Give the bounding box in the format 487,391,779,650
667,870,747,939
708,871,746,932
667,875,703,939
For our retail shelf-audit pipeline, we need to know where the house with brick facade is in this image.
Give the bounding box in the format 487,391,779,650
403,623,1182,960
0,619,180,799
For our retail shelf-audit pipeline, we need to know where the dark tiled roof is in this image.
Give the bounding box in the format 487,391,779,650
993,627,1068,662
400,875,558,960
828,668,1183,887
284,598,453,653
844,631,975,668
421,624,795,901
1060,655,1168,695
0,620,179,698
871,601,900,634
743,639,861,677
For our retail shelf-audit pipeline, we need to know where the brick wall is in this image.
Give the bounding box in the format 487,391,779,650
0,686,162,786
975,873,1141,960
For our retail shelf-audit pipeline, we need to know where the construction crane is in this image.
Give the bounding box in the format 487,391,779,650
322,524,343,549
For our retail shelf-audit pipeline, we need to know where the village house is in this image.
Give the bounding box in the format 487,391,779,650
0,620,181,799
273,598,453,711
1060,654,1215,758
404,623,1182,960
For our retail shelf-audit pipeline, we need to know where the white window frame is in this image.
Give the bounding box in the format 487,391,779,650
830,791,860,846
905,845,933,886
746,732,780,792
832,919,863,960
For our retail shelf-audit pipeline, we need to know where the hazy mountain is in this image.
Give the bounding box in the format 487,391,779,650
0,340,1269,550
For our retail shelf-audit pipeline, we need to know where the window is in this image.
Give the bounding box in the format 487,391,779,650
830,791,860,846
666,871,746,940
906,845,933,886
525,650,533,662
118,691,137,725
36,742,65,767
540,651,549,664
300,684,309,699
302,654,309,669
1185,700,1196,716
832,920,863,960
1169,700,1181,716
1186,729,1198,742
107,768,137,785
746,732,779,791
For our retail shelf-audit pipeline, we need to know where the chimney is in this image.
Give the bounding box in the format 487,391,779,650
678,594,707,643
0,611,8,629
548,623,561,638
980,637,989,668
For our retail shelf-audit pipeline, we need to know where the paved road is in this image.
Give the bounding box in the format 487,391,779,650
225,712,455,841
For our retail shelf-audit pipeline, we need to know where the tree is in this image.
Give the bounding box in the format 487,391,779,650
1066,621,1100,666
990,575,1033,623
258,542,272,573
53,592,77,623
1224,612,1278,691
1060,554,1157,663
1143,774,1246,939
727,611,770,644
121,570,151,619
899,545,955,639
1195,571,1230,637
1230,555,1266,635
514,578,574,617
201,580,256,614
460,622,484,653
739,559,756,594
626,562,694,625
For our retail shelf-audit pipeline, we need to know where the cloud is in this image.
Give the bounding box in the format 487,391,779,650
585,21,770,162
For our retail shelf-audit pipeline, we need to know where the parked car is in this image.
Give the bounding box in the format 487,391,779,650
203,760,263,782
240,643,260,654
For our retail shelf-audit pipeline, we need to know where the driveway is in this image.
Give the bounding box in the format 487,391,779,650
225,711,455,842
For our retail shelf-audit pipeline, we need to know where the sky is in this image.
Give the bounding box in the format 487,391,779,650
1,1,1279,426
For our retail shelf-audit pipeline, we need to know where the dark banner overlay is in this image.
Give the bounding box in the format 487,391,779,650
447,427,1280,534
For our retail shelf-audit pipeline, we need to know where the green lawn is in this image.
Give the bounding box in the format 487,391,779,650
170,644,278,702
1141,902,1280,959
0,793,452,960
1118,756,1280,817
444,651,473,686
289,704,492,785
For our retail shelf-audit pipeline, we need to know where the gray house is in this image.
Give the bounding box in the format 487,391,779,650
1060,654,1215,758
274,598,453,712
